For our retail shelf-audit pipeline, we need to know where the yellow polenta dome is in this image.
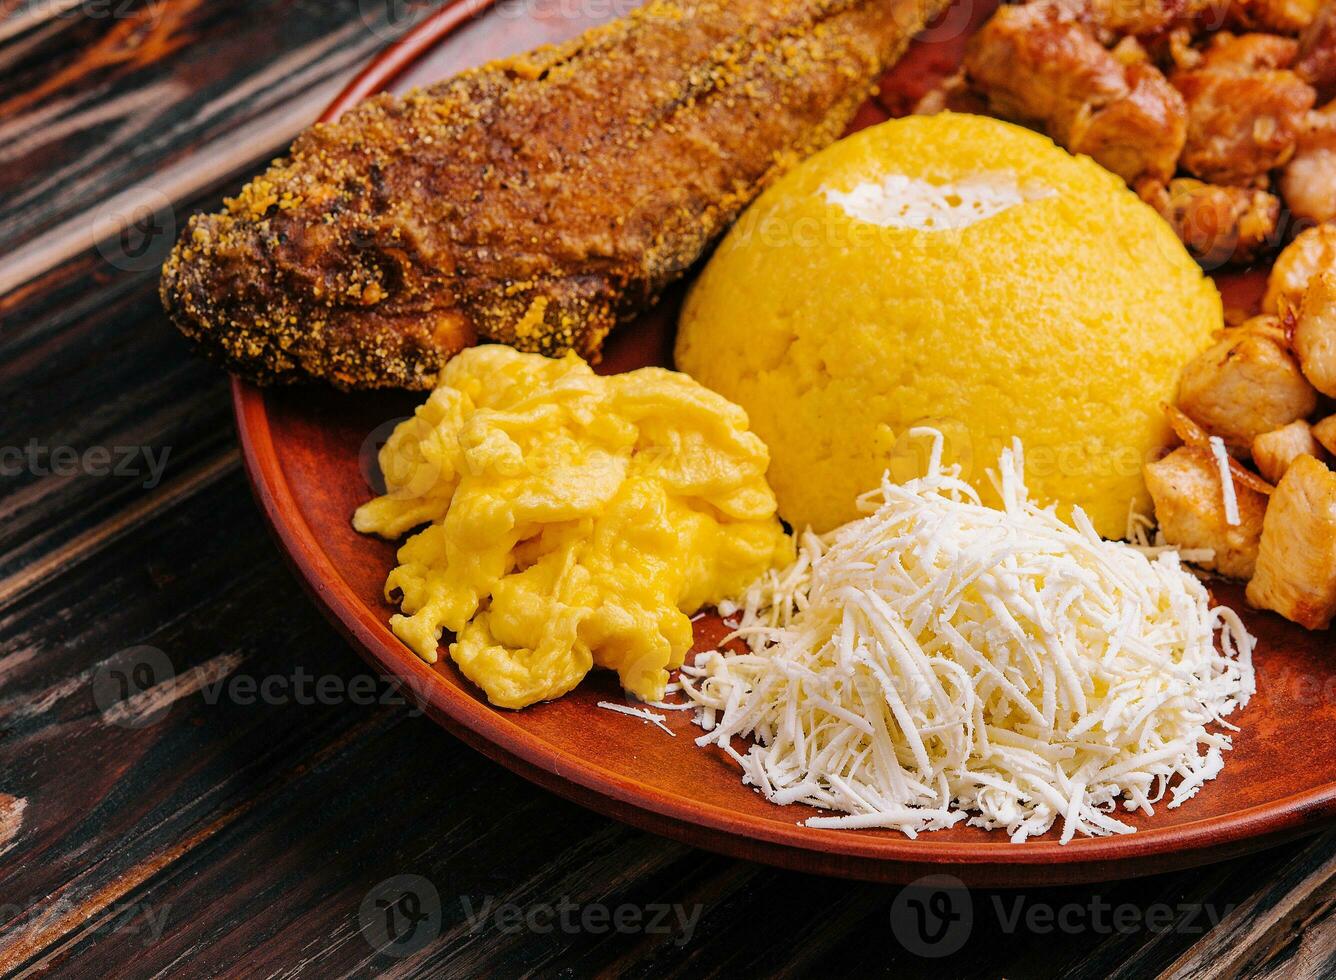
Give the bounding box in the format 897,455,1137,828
675,113,1221,538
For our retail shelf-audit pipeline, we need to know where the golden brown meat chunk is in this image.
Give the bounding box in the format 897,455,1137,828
1112,35,1152,65
1280,101,1336,224
1177,315,1319,451
963,3,1186,185
1297,1,1336,97
1253,419,1325,481
913,70,991,115
1199,30,1301,70
1314,414,1336,454
1264,222,1336,313
1053,0,1220,40
1079,63,1193,184
1172,33,1316,185
1142,177,1281,264
964,5,1126,130
1228,0,1322,34
1246,453,1336,629
160,0,950,389
1293,270,1336,394
1145,446,1268,579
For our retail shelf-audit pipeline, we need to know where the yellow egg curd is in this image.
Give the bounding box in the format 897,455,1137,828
353,345,793,709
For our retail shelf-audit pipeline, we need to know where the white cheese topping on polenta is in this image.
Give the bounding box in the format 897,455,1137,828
823,172,1055,230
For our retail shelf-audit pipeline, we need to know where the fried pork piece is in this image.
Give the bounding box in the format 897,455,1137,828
1145,446,1268,579
1293,270,1336,394
1253,419,1325,481
1246,453,1336,629
1228,0,1323,34
160,0,950,389
1052,0,1219,40
1297,1,1336,96
1315,414,1336,454
963,4,1186,185
1281,101,1336,224
1264,222,1336,313
1172,32,1316,185
912,69,990,114
1081,64,1194,182
1112,34,1152,64
1199,30,1301,69
1167,25,1207,70
1141,176,1281,263
1177,315,1319,451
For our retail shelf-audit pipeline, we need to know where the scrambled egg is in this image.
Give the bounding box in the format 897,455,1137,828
353,345,793,709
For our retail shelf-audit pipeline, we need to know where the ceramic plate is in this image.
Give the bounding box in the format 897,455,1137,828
231,0,1336,885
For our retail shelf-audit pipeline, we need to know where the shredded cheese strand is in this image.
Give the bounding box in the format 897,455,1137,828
596,701,675,737
1209,436,1241,527
683,431,1255,843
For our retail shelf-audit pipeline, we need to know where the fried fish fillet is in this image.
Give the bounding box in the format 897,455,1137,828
160,0,948,389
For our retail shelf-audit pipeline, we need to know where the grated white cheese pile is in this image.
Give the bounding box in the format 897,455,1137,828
682,430,1256,843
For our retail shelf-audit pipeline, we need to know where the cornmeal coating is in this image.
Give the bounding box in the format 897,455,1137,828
160,0,948,388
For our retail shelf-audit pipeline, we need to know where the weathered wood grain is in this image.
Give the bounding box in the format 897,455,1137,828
0,0,457,293
1160,835,1336,980
0,0,1333,975
0,265,237,590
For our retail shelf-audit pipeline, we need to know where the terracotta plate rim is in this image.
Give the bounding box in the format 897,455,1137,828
229,0,1336,882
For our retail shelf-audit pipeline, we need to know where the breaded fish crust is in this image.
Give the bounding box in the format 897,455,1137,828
160,0,948,388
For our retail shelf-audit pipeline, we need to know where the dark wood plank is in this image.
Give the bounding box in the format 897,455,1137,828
0,259,237,590
0,0,460,294
1159,838,1336,979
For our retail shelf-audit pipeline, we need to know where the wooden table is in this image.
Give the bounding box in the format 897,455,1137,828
1,0,1333,974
